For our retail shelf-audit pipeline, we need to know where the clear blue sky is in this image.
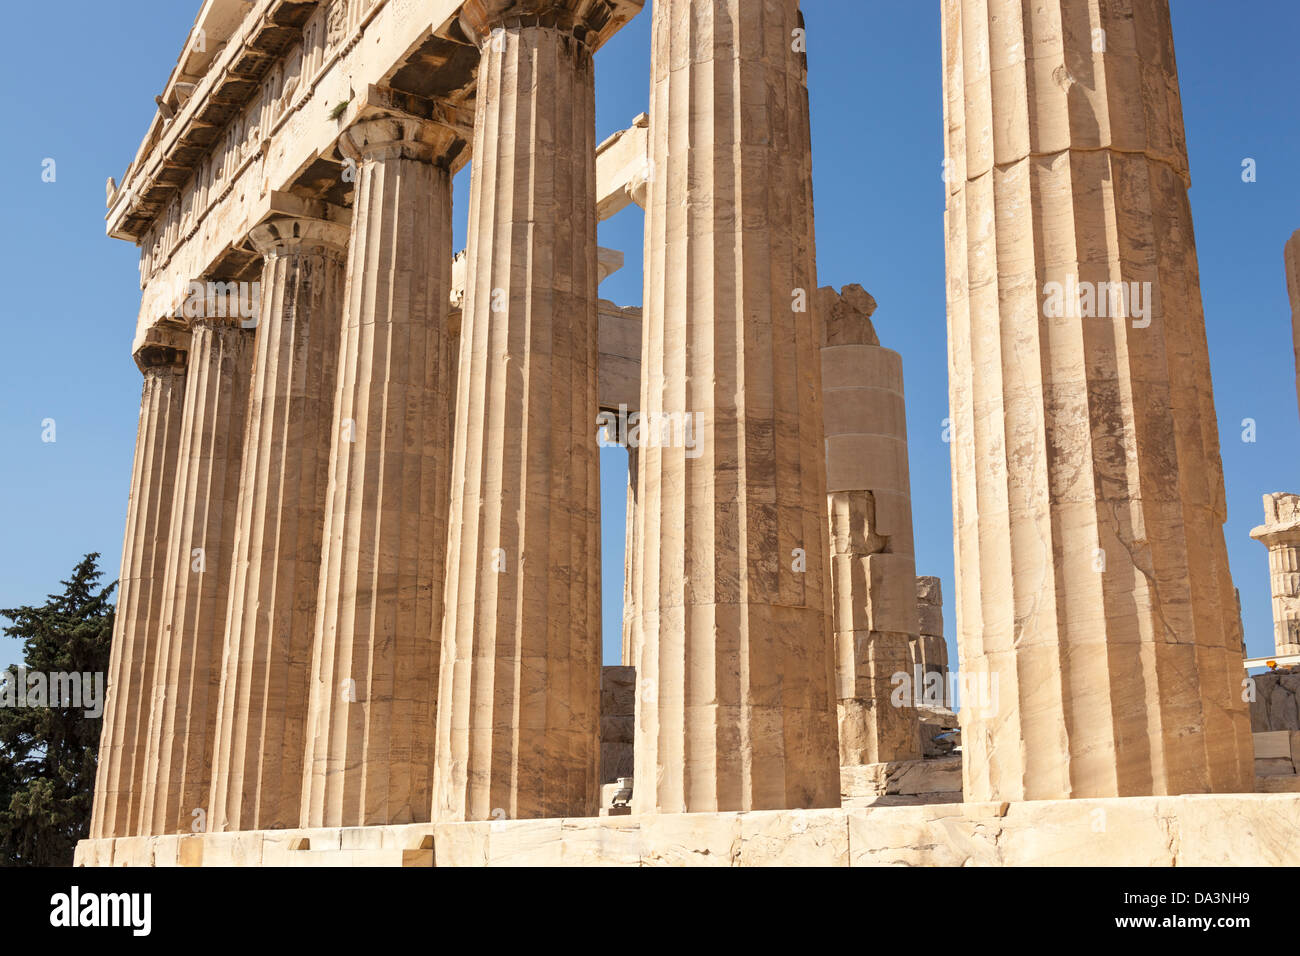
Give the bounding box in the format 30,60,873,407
1,1,1296,677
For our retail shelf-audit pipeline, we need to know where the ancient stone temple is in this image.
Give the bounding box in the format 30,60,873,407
78,0,1296,868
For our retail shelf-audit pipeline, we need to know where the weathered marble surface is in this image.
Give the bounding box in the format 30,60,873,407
942,0,1253,801
301,117,457,830
138,320,253,836
600,666,635,785
210,217,348,834
629,0,840,816
913,576,948,683
90,346,188,839
435,3,604,823
1252,669,1300,731
840,757,963,805
821,285,922,767
76,794,1300,867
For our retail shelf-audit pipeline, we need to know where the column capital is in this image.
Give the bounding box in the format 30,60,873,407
1251,492,1300,548
1251,521,1300,550
624,162,650,211
189,314,254,334
132,324,188,373
458,0,639,49
338,116,459,165
171,275,262,331
248,217,350,260
189,313,249,327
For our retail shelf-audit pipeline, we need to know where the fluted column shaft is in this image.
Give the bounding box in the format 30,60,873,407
207,218,349,832
621,443,638,666
1266,544,1300,658
433,7,601,822
90,341,188,839
942,0,1253,800
629,0,839,814
138,318,253,834
1251,495,1300,658
302,118,456,828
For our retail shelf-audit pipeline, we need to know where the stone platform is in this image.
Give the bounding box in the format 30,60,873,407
75,793,1300,867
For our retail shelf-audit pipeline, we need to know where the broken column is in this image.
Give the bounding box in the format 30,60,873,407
915,575,957,757
820,284,921,766
137,314,253,835
942,0,1253,800
302,116,458,828
629,0,840,813
1251,495,1300,658
90,329,189,839
208,217,349,832
434,0,602,822
914,576,949,687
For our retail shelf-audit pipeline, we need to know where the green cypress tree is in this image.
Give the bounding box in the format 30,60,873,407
0,554,115,866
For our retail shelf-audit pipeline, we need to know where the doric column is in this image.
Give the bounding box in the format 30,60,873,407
629,0,839,814
820,285,921,766
1251,495,1300,658
433,0,602,822
207,217,349,832
301,116,457,828
621,442,638,666
90,331,188,839
942,0,1253,800
137,315,253,835
1286,231,1300,422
